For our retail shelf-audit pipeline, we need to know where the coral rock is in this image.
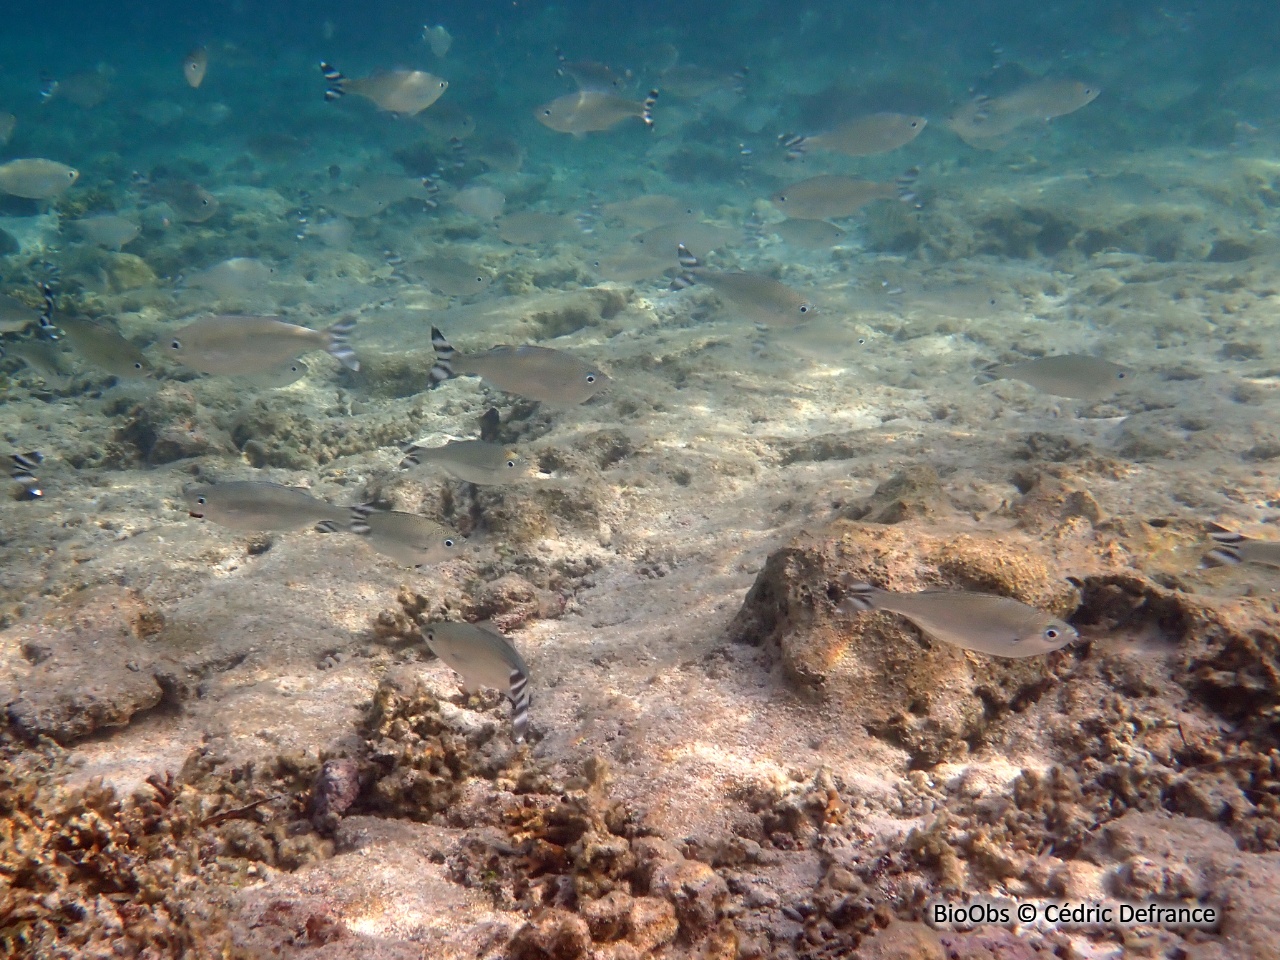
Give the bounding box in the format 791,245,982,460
508,908,593,960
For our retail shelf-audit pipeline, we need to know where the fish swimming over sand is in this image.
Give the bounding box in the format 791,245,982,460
671,244,814,327
975,355,1132,400
0,113,16,146
497,210,573,246
10,451,44,500
423,24,453,58
0,337,75,387
947,78,1100,147
781,112,927,159
42,69,111,109
183,46,208,88
556,50,630,92
167,314,359,375
184,481,345,531
422,621,532,741
148,179,219,222
0,159,79,200
1205,531,1280,569
72,214,140,250
771,218,846,249
770,171,916,221
320,62,448,116
399,439,526,485
185,257,277,299
411,256,494,297
429,327,607,405
536,89,657,135
838,581,1077,658
39,284,151,378
241,359,309,389
341,504,464,567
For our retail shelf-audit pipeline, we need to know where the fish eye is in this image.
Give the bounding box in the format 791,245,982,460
857,337,866,345
475,276,484,283
799,304,810,314
1044,628,1060,640
196,496,207,505
543,109,552,116
1116,371,1127,379
910,120,919,128
444,539,455,548
586,374,597,383
133,361,143,370
170,339,181,350
776,194,787,202
506,459,517,468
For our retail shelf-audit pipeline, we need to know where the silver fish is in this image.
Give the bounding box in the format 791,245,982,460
167,314,358,375
0,294,41,334
399,439,526,485
536,89,657,134
947,79,1100,148
422,620,531,741
241,359,309,389
55,317,152,378
671,244,814,327
1205,531,1280,569
184,481,345,531
186,257,276,298
413,257,493,297
148,179,218,222
770,172,916,221
0,159,79,199
1,337,75,387
321,62,448,116
429,327,607,405
183,46,209,89
72,214,140,250
342,504,463,567
9,450,44,500
772,218,846,249
976,355,1133,400
838,582,1077,658
782,112,927,159
498,210,573,246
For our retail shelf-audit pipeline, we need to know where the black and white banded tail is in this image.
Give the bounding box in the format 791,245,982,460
640,89,659,129
837,582,879,615
429,326,458,386
509,667,531,742
37,282,58,337
779,133,809,160
319,61,346,101
10,451,44,500
348,503,377,535
1206,531,1245,565
324,316,359,371
398,441,425,470
669,243,702,291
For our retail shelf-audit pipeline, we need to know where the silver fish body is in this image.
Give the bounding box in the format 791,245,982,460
671,244,814,327
838,582,1077,658
399,439,525,485
976,355,1132,400
321,62,448,116
167,314,358,374
0,159,79,199
184,481,345,531
344,505,463,567
784,112,926,158
429,327,607,405
536,89,657,134
55,316,152,378
423,621,531,740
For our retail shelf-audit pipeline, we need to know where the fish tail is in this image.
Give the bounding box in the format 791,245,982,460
509,667,531,742
836,582,879,615
641,89,658,128
895,167,921,206
313,519,341,533
37,283,56,331
1206,531,1245,565
779,133,808,160
668,242,700,290
10,451,44,500
348,503,375,535
38,75,59,101
429,326,457,385
319,61,346,101
324,316,359,371
973,363,1000,386
732,67,749,96
398,443,423,470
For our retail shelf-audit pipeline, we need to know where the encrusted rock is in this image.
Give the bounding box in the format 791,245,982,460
854,920,944,960
508,908,593,960
649,856,729,939
310,757,361,832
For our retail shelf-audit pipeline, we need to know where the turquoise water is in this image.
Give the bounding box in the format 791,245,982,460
5,1,1280,956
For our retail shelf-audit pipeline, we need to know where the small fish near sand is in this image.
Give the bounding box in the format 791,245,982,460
38,284,152,378
183,46,209,89
0,294,42,334
184,480,345,531
399,439,526,485
781,112,927,159
770,171,917,221
536,89,658,135
167,314,359,375
1204,530,1280,569
975,355,1133,400
947,78,1100,148
148,179,219,222
671,244,815,327
320,62,448,116
71,214,140,250
422,620,532,741
340,504,464,567
838,581,1078,658
0,159,79,200
429,327,608,405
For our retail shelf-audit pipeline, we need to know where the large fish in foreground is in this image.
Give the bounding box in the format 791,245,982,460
429,327,607,405
0,159,79,199
320,62,448,116
184,481,346,531
167,314,359,375
975,355,1132,400
838,581,1077,658
1205,531,1280,569
422,620,532,741
536,89,658,134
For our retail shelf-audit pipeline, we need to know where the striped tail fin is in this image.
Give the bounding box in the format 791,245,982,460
640,89,658,128
37,282,58,335
348,503,376,535
398,442,424,470
319,62,346,101
896,168,921,207
779,133,809,160
429,327,457,386
836,582,879,616
324,316,359,371
669,243,700,290
10,451,44,500
1206,531,1245,565
508,666,531,742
